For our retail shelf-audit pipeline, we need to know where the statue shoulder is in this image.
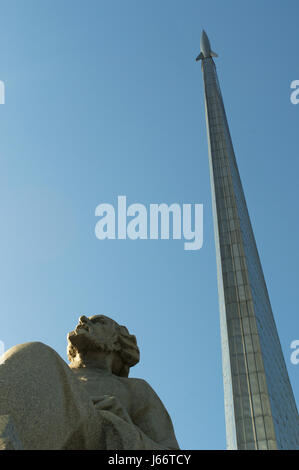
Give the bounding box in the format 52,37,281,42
124,377,165,408
125,376,153,392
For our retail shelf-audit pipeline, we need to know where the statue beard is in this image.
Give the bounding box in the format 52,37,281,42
67,329,120,364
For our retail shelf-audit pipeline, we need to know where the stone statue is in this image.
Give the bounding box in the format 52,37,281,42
0,315,179,450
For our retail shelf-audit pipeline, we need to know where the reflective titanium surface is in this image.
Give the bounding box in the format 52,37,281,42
200,51,299,449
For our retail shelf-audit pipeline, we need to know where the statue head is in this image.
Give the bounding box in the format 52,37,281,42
67,315,140,377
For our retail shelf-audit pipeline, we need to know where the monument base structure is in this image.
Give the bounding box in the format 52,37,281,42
197,30,299,450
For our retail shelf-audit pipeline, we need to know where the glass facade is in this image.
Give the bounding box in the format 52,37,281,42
201,57,299,449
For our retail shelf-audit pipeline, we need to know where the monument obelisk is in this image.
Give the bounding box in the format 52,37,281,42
197,30,299,450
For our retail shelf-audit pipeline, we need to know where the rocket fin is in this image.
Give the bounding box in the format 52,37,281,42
211,51,218,58
196,52,204,61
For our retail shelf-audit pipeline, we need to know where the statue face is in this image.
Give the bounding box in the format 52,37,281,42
68,315,119,354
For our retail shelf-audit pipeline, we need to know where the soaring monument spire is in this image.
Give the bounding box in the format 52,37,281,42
197,30,299,450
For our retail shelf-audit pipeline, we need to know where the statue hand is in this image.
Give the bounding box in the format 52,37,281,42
92,395,133,425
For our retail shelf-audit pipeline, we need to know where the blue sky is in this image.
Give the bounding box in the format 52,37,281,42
0,0,298,449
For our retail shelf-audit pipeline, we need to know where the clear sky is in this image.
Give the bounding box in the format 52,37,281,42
0,0,298,450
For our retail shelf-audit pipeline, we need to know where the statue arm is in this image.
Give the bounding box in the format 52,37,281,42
92,380,180,450
130,379,180,450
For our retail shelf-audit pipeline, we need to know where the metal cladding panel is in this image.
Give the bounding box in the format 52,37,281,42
201,57,299,449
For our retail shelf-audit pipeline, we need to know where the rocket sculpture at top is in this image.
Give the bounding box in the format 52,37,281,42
197,30,299,450
196,30,218,60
